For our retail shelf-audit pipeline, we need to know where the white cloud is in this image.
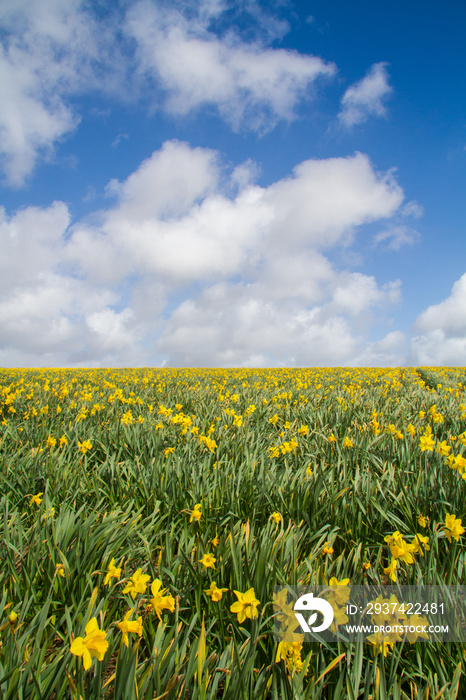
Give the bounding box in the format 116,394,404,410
0,201,70,290
415,273,466,337
410,331,466,367
0,44,77,186
401,200,424,219
155,281,360,367
330,274,401,316
105,140,220,221
338,62,392,128
67,142,403,289
155,274,402,367
1,141,409,367
410,273,466,365
0,0,106,185
264,152,403,248
350,330,407,367
0,0,336,183
373,225,421,250
126,1,336,131
86,308,139,352
0,200,139,365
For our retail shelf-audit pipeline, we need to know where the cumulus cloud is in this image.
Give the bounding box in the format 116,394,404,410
156,275,402,367
329,274,401,316
409,274,466,366
338,62,392,128
415,273,466,337
0,201,70,289
264,152,403,249
0,140,410,367
67,142,403,288
126,0,336,131
0,0,338,184
156,283,361,367
410,276,466,366
0,0,109,185
349,331,407,367
0,200,141,366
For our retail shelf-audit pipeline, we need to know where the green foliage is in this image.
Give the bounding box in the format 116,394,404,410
0,366,465,698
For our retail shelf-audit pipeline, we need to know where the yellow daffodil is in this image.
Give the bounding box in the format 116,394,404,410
443,514,465,543
78,440,92,455
326,577,350,605
148,579,175,620
199,553,216,569
419,434,435,452
230,588,260,623
29,492,43,506
70,618,108,670
55,563,66,578
383,557,397,582
189,504,202,522
385,531,415,564
366,630,395,657
404,615,430,643
104,558,122,586
122,568,150,599
453,454,466,474
204,581,228,601
117,610,143,647
411,533,430,556
435,440,451,456
271,512,281,524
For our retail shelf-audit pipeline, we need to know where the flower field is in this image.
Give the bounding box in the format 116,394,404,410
1,366,465,699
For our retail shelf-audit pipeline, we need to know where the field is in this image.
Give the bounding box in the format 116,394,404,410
1,366,466,699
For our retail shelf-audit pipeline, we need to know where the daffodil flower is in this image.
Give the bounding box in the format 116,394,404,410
189,504,202,522
230,588,260,624
117,610,143,647
443,514,465,543
204,581,228,601
383,557,397,582
104,558,122,586
29,493,43,506
122,568,150,599
417,514,427,528
70,618,108,670
148,579,175,620
199,553,216,569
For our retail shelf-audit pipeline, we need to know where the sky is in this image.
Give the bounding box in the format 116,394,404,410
0,0,465,368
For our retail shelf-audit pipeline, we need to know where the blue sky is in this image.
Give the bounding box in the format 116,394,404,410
1,0,465,367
